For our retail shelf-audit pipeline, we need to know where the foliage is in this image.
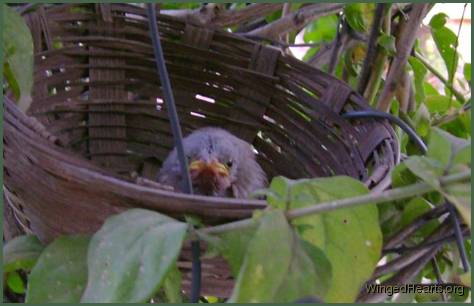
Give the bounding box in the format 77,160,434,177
2,5,34,111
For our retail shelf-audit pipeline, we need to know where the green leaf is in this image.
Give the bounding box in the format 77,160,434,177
429,13,448,29
268,176,382,302
303,14,338,43
378,34,396,55
162,264,182,303
404,156,444,189
398,198,438,238
6,271,26,294
344,4,367,33
409,56,428,106
391,162,418,188
26,236,90,303
411,103,431,137
3,6,34,111
444,181,471,228
265,176,293,209
464,63,471,82
425,95,461,115
431,127,470,158
81,209,188,302
427,128,453,166
429,13,459,86
229,210,331,302
459,272,471,287
215,225,257,277
453,144,471,165
3,235,44,273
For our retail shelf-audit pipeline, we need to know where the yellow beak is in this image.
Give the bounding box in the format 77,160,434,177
189,160,229,177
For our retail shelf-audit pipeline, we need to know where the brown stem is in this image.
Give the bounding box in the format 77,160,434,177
376,4,430,112
363,6,391,104
327,13,343,75
357,3,387,94
395,70,413,113
247,3,344,40
383,203,449,250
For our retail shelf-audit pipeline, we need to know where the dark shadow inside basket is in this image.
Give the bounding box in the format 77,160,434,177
25,4,399,194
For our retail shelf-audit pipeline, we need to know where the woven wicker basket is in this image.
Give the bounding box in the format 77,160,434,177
4,3,400,297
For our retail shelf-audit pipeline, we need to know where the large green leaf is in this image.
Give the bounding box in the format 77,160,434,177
81,209,188,302
3,235,44,273
267,176,382,302
26,236,90,303
429,13,459,87
229,210,331,303
3,6,34,111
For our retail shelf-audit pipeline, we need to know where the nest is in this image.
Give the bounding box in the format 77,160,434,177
4,3,400,298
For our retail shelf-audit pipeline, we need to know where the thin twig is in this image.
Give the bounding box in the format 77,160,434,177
376,4,430,112
447,203,470,272
357,3,386,94
240,34,324,49
431,258,448,302
383,231,470,255
200,171,470,236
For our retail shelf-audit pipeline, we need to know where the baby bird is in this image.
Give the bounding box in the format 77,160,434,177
158,127,267,198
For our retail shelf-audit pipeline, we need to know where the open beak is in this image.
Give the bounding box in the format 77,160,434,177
189,160,229,177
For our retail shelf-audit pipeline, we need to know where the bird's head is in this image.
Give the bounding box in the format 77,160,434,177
188,159,232,196
158,127,267,198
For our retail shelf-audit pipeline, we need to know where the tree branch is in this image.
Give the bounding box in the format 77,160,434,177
376,4,431,112
161,3,284,28
247,3,344,40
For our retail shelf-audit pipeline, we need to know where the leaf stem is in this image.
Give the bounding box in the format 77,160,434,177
200,171,470,235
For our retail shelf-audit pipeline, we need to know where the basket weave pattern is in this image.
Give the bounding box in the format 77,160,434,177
4,3,399,297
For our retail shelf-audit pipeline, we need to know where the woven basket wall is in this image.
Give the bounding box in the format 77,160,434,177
3,3,399,297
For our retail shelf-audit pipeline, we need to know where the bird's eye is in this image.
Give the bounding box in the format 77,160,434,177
226,160,233,168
